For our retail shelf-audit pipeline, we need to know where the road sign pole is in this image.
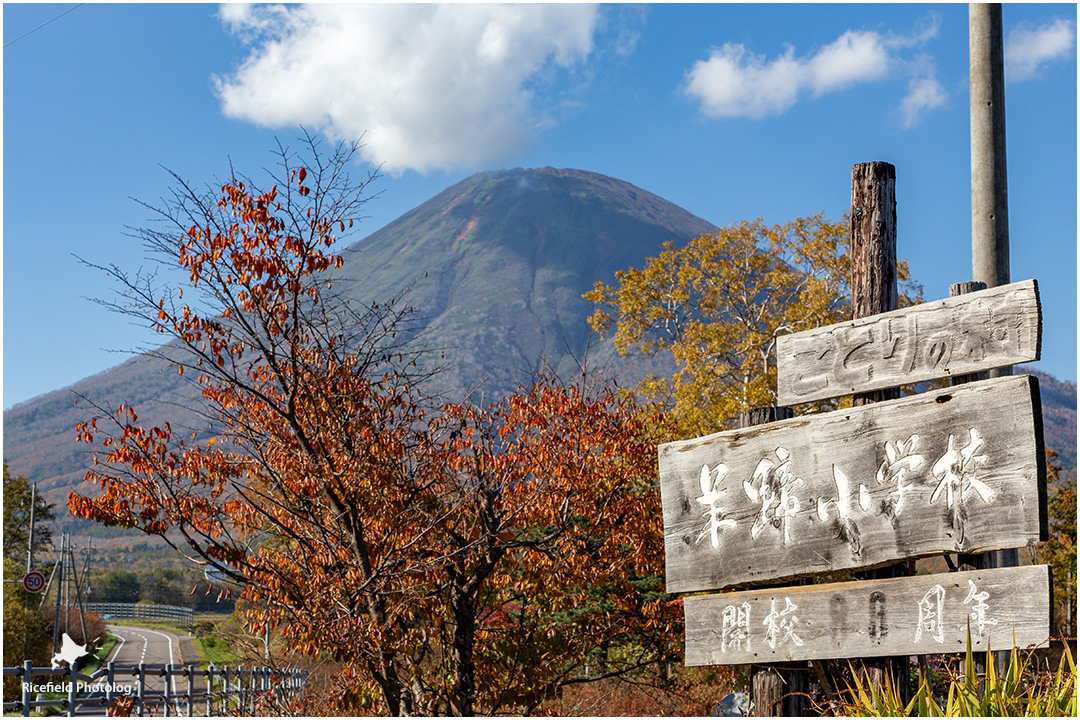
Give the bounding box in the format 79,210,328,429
27,483,36,574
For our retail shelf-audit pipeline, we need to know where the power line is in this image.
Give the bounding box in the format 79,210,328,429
4,4,84,50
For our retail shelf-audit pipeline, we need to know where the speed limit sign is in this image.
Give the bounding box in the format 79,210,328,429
22,571,45,593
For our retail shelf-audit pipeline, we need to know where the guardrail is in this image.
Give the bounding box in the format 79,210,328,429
84,602,195,628
2,660,308,717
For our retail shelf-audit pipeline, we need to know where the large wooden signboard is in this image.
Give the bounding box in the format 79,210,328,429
776,279,1041,406
683,565,1051,666
659,374,1046,594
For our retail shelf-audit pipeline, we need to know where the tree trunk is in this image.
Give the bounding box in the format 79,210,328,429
450,583,477,716
850,161,899,407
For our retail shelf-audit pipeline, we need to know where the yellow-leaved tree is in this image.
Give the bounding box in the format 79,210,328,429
585,214,920,438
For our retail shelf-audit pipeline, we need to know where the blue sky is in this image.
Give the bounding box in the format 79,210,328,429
2,3,1076,411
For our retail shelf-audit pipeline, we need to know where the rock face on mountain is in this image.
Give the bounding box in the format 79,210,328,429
3,168,714,503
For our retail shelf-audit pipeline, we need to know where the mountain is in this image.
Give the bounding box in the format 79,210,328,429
335,167,714,398
4,168,1076,523
3,168,713,511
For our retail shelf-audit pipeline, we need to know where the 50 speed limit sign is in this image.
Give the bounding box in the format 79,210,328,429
22,571,45,593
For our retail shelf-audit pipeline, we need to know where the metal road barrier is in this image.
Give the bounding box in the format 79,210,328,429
3,659,308,717
84,602,195,629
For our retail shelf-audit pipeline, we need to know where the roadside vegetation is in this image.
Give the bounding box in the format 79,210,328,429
833,635,1076,717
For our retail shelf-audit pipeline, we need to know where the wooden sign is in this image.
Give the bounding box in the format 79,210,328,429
776,279,1041,406
659,375,1046,594
683,565,1052,666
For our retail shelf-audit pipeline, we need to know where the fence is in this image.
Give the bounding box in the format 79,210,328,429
85,603,195,628
3,659,308,717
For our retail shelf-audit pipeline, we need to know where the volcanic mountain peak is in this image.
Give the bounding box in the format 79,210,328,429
3,168,712,500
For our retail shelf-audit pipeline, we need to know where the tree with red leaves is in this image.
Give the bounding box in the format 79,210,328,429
71,135,678,715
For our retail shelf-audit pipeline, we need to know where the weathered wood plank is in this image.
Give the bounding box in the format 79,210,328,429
776,279,1040,406
684,565,1052,666
660,375,1046,594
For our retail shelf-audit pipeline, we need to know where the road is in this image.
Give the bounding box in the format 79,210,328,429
75,625,204,715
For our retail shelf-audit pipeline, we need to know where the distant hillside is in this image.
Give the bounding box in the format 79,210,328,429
1025,366,1078,470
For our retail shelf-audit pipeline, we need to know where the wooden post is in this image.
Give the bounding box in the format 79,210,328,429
742,407,809,717
950,280,992,576
849,162,910,704
850,161,899,406
948,280,990,688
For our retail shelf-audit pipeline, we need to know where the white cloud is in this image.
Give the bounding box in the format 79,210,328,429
683,44,803,118
899,70,947,129
684,29,893,119
809,31,891,94
1005,19,1076,82
683,21,943,124
214,4,599,173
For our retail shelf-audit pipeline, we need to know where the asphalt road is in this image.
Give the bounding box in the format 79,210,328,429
75,625,204,715
107,625,179,665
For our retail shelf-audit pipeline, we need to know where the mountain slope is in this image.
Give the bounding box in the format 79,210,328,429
3,168,713,506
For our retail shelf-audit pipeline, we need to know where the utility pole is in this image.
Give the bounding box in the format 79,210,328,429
970,3,1010,295
52,534,65,656
970,3,1016,571
24,482,38,664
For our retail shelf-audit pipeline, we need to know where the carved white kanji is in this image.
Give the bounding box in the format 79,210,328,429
930,428,995,509
763,597,804,650
876,434,925,516
816,465,870,554
963,579,999,637
695,463,739,549
915,584,946,644
743,447,803,545
721,602,752,653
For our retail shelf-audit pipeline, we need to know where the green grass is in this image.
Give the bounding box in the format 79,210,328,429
102,618,190,633
194,612,234,624
79,634,120,675
191,635,242,666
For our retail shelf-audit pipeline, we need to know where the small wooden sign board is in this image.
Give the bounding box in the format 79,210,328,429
659,374,1046,594
683,564,1052,666
776,279,1041,406
661,275,1051,673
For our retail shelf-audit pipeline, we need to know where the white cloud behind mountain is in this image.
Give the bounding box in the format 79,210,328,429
214,4,599,174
